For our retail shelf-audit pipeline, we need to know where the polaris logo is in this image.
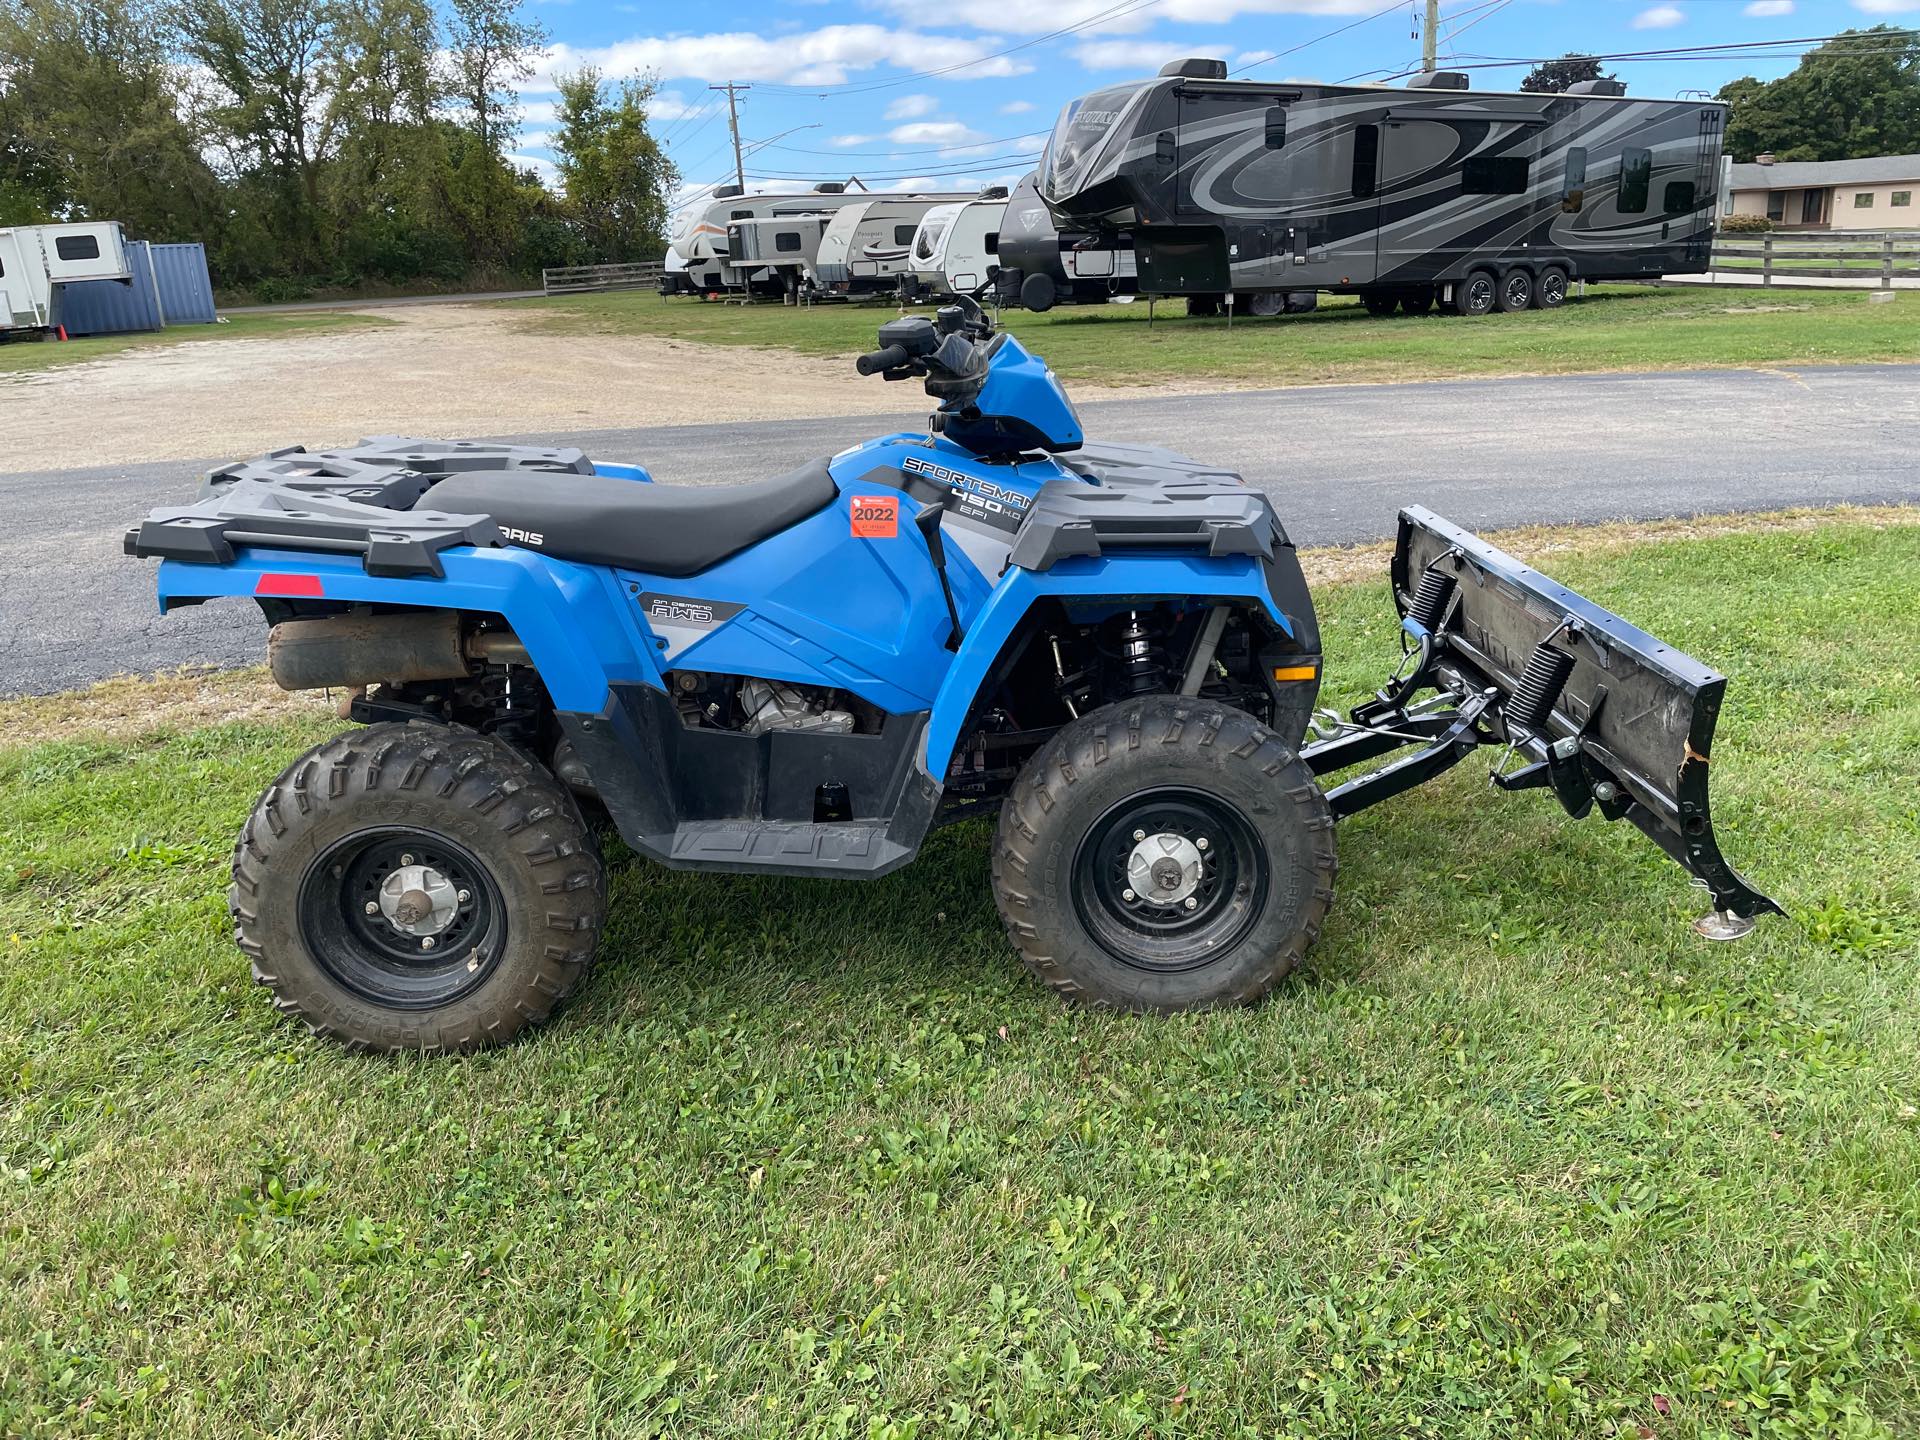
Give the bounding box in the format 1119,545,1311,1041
501,526,544,546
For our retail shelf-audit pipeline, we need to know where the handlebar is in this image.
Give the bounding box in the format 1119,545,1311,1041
855,344,911,376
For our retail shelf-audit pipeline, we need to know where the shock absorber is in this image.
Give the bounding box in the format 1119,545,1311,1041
1115,611,1166,695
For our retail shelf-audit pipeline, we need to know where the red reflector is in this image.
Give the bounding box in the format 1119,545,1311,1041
255,573,325,598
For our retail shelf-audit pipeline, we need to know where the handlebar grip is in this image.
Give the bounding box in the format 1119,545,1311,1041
856,344,911,376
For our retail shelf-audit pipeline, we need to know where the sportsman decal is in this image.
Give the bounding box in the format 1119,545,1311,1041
851,495,899,538
900,454,1033,535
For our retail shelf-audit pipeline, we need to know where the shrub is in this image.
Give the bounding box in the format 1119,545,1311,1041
1720,213,1773,233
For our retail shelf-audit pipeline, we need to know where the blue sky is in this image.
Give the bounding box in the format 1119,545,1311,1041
504,0,1920,201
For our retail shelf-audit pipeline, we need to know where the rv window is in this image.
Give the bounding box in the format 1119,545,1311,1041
1351,124,1379,199
776,231,803,252
1565,147,1588,189
1265,107,1287,150
894,225,916,245
1662,180,1696,215
55,234,102,261
1618,148,1652,214
1462,155,1529,195
984,233,999,253
730,209,753,220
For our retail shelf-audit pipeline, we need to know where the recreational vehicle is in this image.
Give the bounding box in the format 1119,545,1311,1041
727,214,830,298
0,221,133,334
994,171,1138,311
1035,60,1726,314
807,194,972,296
900,189,1008,301
660,183,873,295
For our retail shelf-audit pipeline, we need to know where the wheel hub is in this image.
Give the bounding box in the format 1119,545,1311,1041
377,863,459,937
1127,832,1203,906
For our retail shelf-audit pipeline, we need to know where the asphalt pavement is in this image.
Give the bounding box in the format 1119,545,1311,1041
6,363,1917,697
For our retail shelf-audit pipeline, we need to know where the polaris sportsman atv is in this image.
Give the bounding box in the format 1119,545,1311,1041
126,297,1777,1053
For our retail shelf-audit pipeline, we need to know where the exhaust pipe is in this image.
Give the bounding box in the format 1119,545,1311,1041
267,613,528,691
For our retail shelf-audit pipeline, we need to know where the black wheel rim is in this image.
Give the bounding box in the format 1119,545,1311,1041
1504,274,1531,308
1542,273,1566,304
1467,276,1494,312
297,827,507,1010
1071,787,1269,973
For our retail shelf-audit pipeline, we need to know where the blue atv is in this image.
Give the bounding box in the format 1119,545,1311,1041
127,298,1776,1052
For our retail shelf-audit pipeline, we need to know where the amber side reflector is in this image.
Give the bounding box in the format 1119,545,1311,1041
1272,663,1319,682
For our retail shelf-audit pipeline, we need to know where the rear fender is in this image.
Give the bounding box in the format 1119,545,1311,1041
923,550,1307,776
156,545,661,712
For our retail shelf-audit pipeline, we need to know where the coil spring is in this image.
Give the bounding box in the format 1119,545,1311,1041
1507,642,1576,735
1407,570,1457,633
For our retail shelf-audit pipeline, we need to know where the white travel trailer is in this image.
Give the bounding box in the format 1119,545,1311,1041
902,190,1008,301
726,214,831,298
661,183,875,295
807,194,972,296
0,221,133,333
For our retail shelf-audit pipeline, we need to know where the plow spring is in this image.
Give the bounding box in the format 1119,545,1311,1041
1299,507,1780,936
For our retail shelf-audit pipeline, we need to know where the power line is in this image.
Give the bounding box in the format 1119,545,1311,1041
756,130,1049,158
1232,0,1413,77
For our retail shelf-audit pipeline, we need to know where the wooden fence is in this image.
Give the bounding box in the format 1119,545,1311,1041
541,261,665,295
1708,230,1920,288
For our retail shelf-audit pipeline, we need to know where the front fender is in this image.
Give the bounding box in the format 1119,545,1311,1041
922,551,1301,777
156,544,661,712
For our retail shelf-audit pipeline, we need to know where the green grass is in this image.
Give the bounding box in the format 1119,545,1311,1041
517,284,1920,388
5,518,1920,1438
0,312,391,377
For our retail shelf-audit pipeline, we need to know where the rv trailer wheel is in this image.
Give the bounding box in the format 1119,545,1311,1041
1186,296,1221,318
1244,292,1287,318
1399,287,1435,315
1361,291,1398,318
1496,268,1534,313
1019,272,1057,312
1534,266,1570,309
1454,270,1497,316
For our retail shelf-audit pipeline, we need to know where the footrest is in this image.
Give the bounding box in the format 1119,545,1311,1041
666,820,908,876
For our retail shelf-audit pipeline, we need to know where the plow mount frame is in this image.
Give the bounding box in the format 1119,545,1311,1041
1299,507,1780,926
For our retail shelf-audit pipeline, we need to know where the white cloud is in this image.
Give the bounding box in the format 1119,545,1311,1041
528,26,1032,88
1073,38,1218,70
516,129,556,150
507,153,560,187
999,99,1035,114
1853,0,1920,11
650,91,700,120
1632,5,1685,27
1743,0,1793,13
884,93,938,119
888,120,988,145
830,133,878,146
876,0,1390,37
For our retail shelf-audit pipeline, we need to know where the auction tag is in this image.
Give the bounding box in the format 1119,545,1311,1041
850,495,899,539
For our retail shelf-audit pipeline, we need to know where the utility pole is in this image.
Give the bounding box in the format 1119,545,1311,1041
1422,0,1439,71
708,81,751,189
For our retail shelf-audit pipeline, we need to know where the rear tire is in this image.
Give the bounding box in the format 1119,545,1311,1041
231,722,605,1053
1534,265,1570,309
1362,291,1398,317
1399,287,1436,315
1496,268,1534,313
1244,291,1286,318
1453,270,1497,316
991,696,1337,1013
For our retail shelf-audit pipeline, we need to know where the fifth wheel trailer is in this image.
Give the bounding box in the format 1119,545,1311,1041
1034,60,1727,315
0,221,133,334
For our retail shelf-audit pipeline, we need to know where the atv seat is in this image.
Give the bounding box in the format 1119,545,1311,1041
426,459,838,577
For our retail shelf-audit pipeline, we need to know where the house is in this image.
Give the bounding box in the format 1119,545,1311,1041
1725,153,1919,230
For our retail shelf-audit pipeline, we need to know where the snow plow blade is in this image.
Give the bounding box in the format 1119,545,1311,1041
1303,506,1779,928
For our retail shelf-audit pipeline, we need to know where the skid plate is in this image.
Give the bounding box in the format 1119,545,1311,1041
1391,506,1779,920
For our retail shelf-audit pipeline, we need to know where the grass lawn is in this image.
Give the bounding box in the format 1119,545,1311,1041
517,284,1920,388
0,312,391,378
4,516,1919,1438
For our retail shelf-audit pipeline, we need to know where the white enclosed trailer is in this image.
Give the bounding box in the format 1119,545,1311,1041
0,221,133,333
808,195,971,295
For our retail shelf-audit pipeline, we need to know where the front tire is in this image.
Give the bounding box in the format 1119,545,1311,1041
1453,269,1497,316
992,696,1337,1012
231,722,606,1053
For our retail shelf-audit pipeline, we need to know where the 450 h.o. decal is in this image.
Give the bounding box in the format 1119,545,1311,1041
901,455,1032,535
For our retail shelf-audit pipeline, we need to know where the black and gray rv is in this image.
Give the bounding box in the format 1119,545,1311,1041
1034,60,1727,315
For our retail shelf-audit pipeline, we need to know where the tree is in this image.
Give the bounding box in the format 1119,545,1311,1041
552,68,677,263
0,0,222,233
440,0,546,266
1717,26,1920,163
1520,53,1615,94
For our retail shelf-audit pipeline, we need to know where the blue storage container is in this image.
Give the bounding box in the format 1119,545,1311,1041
57,241,217,335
